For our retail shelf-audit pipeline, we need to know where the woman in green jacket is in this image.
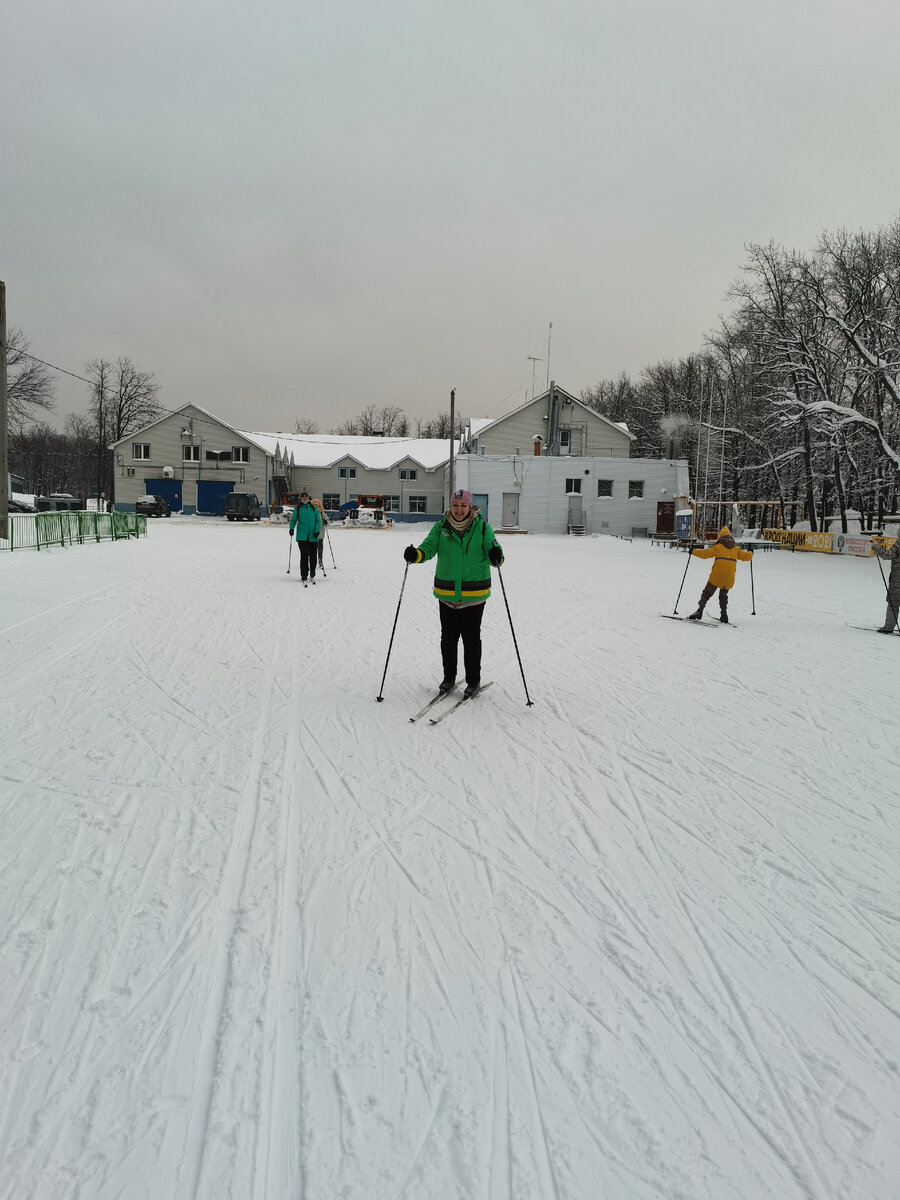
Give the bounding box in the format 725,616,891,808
404,489,504,696
289,491,322,584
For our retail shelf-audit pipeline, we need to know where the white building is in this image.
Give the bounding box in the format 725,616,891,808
453,455,690,537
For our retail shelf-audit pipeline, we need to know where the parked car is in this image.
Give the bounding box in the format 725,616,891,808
135,494,172,518
225,492,261,521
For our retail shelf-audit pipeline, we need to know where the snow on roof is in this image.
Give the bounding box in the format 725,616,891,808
239,431,459,471
466,418,494,437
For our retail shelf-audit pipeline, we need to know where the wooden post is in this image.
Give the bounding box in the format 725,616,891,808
0,281,8,541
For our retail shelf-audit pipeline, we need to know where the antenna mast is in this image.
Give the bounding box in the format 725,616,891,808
527,356,543,400
546,322,552,390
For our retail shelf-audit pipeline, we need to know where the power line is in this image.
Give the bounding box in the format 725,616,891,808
15,349,93,386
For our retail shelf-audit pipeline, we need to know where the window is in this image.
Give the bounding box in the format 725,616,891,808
384,495,401,512
132,443,150,459
339,466,356,479
628,480,644,499
564,478,582,494
322,493,340,510
408,495,426,513
399,467,418,481
232,446,249,463
183,444,200,462
597,479,613,497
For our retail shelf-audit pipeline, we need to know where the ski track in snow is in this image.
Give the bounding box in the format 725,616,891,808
1,522,898,1199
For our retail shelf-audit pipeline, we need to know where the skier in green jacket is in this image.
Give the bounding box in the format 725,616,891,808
404,489,504,697
289,491,322,584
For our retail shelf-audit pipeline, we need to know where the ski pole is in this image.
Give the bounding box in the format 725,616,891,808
497,567,534,706
749,553,756,615
376,563,409,701
287,534,292,575
326,526,337,568
876,554,900,629
672,545,694,614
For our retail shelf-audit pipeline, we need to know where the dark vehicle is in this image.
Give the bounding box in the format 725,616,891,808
135,494,172,518
225,492,261,521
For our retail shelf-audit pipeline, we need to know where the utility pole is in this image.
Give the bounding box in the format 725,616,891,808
527,356,542,400
448,388,456,502
0,281,8,541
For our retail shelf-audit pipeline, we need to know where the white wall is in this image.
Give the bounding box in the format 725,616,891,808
454,455,690,536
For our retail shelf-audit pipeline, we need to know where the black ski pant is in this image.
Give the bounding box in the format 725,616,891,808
298,540,317,580
697,582,728,614
439,601,485,687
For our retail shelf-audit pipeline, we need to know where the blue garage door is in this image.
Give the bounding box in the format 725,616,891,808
197,479,235,515
145,478,183,511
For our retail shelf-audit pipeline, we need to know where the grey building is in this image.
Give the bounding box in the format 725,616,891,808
456,383,689,536
110,404,457,518
109,404,280,515
462,384,633,459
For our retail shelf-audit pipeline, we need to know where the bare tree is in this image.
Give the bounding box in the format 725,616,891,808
292,416,320,434
329,404,409,436
6,328,55,434
415,411,467,439
86,356,161,502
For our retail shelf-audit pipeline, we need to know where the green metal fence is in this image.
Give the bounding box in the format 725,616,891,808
1,511,147,551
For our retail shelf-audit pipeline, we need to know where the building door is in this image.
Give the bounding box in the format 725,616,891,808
471,493,489,522
656,501,675,534
567,494,583,531
145,478,182,511
197,479,235,515
502,492,519,528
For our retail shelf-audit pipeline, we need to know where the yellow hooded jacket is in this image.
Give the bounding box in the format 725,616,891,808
691,526,753,589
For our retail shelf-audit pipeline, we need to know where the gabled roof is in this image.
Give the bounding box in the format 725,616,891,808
470,388,634,442
240,431,459,471
108,403,271,455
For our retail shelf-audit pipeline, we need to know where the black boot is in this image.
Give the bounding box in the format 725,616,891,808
464,681,480,698
719,612,728,623
688,609,703,620
438,677,456,694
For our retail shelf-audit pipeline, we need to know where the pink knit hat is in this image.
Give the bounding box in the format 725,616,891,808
451,489,473,505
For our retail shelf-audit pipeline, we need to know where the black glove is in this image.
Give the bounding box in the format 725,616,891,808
404,545,418,563
488,545,503,566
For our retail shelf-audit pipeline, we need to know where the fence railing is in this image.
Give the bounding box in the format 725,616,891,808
1,511,147,552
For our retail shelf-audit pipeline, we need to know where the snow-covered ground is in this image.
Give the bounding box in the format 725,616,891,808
1,521,898,1200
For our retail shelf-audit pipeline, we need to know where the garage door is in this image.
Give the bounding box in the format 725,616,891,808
144,479,183,511
196,480,235,515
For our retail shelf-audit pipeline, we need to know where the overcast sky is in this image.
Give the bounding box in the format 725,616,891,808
4,0,900,433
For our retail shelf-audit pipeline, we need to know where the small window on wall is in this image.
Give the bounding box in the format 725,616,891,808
384,495,400,512
408,495,426,513
183,444,200,462
597,479,613,497
323,493,340,509
565,478,582,494
232,446,249,463
628,480,644,498
339,467,356,479
132,443,151,459
399,468,417,481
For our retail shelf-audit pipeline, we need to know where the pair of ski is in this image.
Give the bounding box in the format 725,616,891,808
661,613,738,628
409,682,493,725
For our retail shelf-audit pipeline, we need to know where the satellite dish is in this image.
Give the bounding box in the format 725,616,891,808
162,466,175,478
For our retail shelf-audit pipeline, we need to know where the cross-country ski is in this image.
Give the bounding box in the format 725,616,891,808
409,685,458,722
428,681,493,724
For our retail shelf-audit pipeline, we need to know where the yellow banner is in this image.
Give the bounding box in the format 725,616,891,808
762,528,834,552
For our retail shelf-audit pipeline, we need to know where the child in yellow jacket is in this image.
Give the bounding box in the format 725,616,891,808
688,526,753,623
